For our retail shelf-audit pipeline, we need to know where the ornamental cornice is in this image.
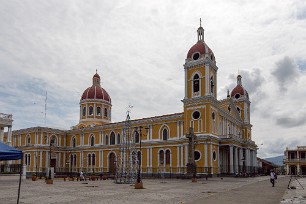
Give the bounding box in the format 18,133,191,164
12,127,65,135
184,57,218,72
80,99,112,106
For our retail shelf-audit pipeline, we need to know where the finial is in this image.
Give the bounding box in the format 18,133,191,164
200,18,202,27
96,69,97,74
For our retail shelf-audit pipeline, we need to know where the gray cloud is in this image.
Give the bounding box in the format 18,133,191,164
271,56,300,92
276,115,306,128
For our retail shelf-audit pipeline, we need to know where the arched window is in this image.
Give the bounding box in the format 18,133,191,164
89,106,93,116
72,137,76,148
92,154,96,166
162,128,168,141
105,135,109,145
134,131,140,143
88,154,91,165
73,154,77,166
165,150,170,165
159,150,164,165
110,132,115,145
83,107,86,116
50,136,56,146
193,74,200,93
97,107,101,116
104,108,108,118
210,76,214,94
117,134,120,144
90,136,95,146
26,135,31,146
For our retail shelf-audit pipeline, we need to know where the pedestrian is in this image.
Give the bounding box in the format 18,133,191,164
270,169,276,187
80,171,85,181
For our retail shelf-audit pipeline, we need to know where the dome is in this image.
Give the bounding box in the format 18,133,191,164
81,86,111,102
187,41,214,59
230,75,249,99
80,72,111,103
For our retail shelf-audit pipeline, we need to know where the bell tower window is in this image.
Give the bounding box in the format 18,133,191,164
210,76,214,95
193,74,200,97
82,107,86,117
97,107,101,116
104,108,108,118
89,106,93,116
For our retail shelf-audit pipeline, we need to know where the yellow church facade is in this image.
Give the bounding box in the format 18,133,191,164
9,24,257,177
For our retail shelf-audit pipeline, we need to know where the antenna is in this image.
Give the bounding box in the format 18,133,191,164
44,91,47,125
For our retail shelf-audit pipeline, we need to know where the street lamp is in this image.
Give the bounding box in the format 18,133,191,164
135,126,143,189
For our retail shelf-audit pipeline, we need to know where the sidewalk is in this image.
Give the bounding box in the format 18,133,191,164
189,176,290,204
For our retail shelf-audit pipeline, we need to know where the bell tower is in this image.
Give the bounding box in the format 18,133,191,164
182,20,219,135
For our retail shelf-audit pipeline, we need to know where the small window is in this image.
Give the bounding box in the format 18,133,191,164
165,150,170,164
194,151,201,161
26,136,31,146
92,154,96,166
72,138,76,148
50,136,56,146
110,132,115,145
82,107,86,116
228,106,231,112
212,112,215,120
134,131,140,143
89,106,93,116
104,108,108,118
97,107,101,115
235,93,240,99
193,74,200,93
159,150,164,165
192,111,200,120
192,52,200,60
210,76,214,94
162,128,168,141
90,136,95,146
237,107,241,113
213,151,217,161
88,154,91,165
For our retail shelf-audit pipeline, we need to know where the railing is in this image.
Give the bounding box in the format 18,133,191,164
284,158,306,162
0,113,13,120
0,164,22,173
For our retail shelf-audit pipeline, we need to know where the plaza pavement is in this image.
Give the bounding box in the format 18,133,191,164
0,175,305,204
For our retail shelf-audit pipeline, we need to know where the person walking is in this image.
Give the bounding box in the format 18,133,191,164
270,169,276,187
80,171,85,181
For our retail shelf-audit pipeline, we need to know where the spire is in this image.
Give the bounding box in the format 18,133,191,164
227,89,230,98
93,70,101,86
237,75,242,86
197,18,204,42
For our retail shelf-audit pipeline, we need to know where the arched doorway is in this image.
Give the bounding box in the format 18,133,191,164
109,152,116,175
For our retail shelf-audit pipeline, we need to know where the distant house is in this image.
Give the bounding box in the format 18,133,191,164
284,146,306,175
257,158,278,175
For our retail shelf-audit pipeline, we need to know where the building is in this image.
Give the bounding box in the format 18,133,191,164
6,23,257,177
257,158,278,175
0,113,13,146
284,146,306,175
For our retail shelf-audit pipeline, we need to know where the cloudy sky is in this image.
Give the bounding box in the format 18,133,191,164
1,0,306,158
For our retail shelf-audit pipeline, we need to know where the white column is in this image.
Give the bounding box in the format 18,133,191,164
177,146,180,167
297,164,300,175
234,146,238,174
229,145,234,174
45,151,49,168
101,151,103,170
210,142,213,169
185,144,188,165
0,127,4,142
147,148,150,168
184,67,187,98
7,126,12,144
39,151,42,169
180,145,184,168
286,164,289,175
239,148,243,167
204,143,208,167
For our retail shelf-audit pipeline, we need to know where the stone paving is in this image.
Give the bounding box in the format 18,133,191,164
281,176,306,204
0,175,304,204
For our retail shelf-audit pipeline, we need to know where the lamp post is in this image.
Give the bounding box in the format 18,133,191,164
135,126,143,189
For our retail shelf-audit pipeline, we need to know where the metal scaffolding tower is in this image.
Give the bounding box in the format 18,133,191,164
115,111,139,184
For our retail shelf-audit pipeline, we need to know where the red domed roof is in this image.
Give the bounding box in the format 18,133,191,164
187,41,213,59
81,86,111,103
230,75,248,99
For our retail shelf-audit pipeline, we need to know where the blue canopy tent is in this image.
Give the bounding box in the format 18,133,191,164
0,141,23,204
0,141,22,160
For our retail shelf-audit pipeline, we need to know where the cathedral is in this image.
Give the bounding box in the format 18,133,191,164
4,23,258,177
